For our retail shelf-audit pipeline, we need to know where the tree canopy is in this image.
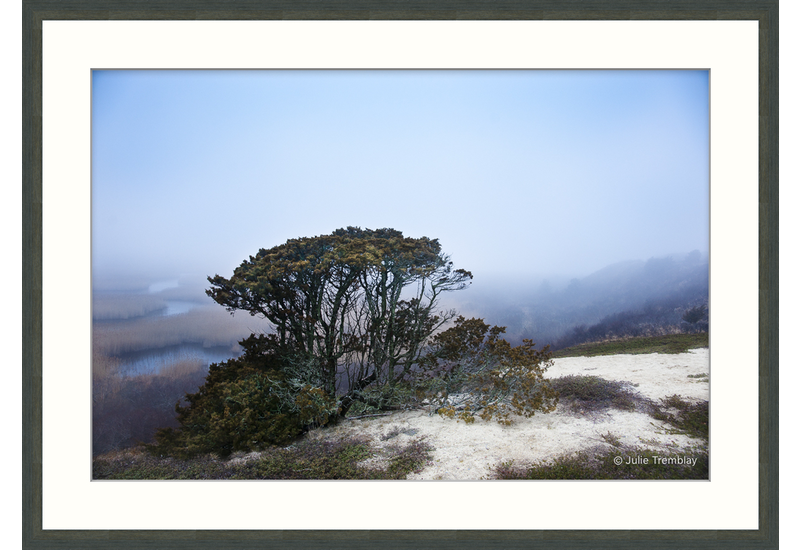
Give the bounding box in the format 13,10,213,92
207,227,472,412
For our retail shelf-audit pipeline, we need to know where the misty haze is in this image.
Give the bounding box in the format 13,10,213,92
92,245,709,473
92,70,709,479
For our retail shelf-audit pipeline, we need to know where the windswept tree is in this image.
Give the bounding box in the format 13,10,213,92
206,227,472,415
152,228,558,457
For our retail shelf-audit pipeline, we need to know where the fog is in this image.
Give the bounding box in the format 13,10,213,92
91,70,710,456
92,69,709,304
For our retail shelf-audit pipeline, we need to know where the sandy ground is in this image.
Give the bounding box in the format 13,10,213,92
306,349,709,480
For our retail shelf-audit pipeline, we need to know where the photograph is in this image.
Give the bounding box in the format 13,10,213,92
25,2,779,546
89,68,711,481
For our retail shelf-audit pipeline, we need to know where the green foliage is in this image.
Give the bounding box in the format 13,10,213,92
206,227,472,409
148,335,338,458
420,317,559,424
293,385,339,428
150,372,302,458
552,332,708,358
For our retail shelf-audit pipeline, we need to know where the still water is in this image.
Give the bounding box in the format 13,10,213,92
118,343,241,377
114,288,241,376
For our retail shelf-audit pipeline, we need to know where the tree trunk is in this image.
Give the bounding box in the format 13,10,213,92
338,372,377,418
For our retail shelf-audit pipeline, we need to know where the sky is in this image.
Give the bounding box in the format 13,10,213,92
92,69,709,291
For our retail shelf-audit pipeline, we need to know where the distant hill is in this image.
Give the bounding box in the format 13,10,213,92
451,251,708,348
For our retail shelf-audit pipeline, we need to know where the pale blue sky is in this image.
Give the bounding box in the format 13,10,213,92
92,69,709,290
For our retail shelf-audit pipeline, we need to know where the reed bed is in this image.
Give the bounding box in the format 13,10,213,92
93,352,209,456
92,295,272,455
93,306,272,356
92,293,168,320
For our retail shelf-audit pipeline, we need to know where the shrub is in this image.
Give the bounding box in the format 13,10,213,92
419,317,559,424
650,395,709,440
149,334,338,458
682,304,708,325
548,374,643,413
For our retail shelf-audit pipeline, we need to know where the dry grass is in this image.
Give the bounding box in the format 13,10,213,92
92,292,273,456
93,352,209,456
94,436,433,480
93,306,272,356
92,293,168,320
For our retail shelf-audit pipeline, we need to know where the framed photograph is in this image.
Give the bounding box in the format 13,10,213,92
22,1,778,549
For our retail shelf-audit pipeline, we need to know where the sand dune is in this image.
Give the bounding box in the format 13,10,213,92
307,349,709,480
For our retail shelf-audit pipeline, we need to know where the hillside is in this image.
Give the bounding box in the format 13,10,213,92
453,251,708,348
94,335,709,481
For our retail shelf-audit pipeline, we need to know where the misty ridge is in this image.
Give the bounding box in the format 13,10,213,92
442,250,708,350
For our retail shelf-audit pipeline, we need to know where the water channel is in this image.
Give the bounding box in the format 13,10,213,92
107,293,244,377
117,343,241,377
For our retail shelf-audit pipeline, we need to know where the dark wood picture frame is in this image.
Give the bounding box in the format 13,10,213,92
22,1,778,548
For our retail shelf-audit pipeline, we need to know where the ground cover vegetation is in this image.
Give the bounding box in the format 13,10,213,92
93,331,708,479
95,435,433,480
491,373,709,480
92,245,708,457
149,227,560,458
491,388,708,480
551,332,708,358
492,444,708,480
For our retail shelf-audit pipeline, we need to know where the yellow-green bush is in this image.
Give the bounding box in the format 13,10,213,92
149,334,337,458
419,317,559,424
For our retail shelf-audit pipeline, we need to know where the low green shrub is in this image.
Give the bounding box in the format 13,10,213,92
148,334,338,459
419,317,559,424
548,375,643,413
650,395,709,440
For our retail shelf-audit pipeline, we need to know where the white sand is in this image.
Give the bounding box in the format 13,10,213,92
306,349,709,480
